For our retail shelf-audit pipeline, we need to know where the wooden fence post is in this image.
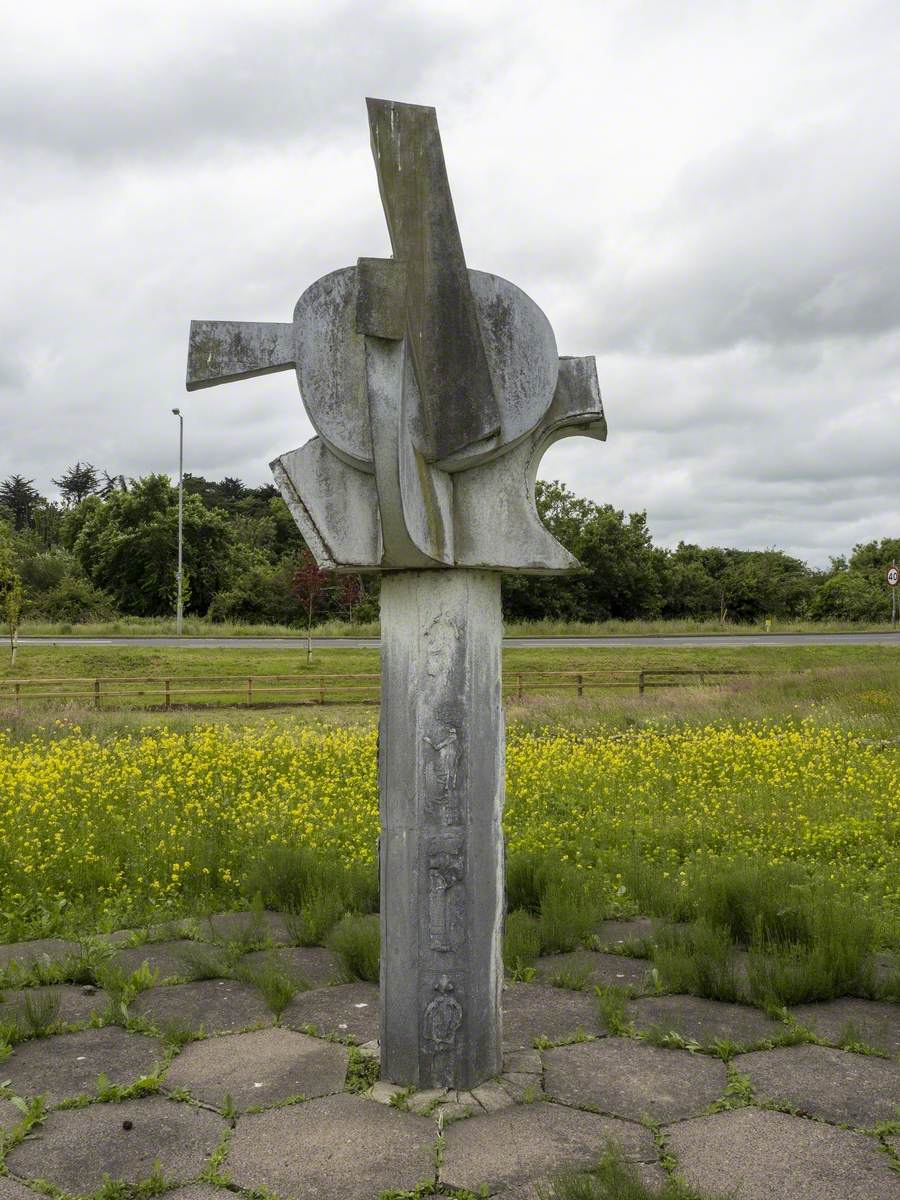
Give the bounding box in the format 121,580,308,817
516,673,523,701
576,673,583,697
15,682,21,712
638,670,645,696
94,679,101,709
247,677,253,707
319,676,326,704
164,679,171,710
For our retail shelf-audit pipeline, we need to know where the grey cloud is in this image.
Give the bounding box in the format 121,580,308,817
0,4,472,162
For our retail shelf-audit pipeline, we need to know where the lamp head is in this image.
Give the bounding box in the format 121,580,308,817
172,407,181,416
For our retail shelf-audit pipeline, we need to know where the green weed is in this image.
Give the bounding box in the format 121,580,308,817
504,909,542,978
327,914,380,983
651,923,741,1002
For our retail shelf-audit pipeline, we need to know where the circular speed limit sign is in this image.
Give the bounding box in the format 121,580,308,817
888,566,899,587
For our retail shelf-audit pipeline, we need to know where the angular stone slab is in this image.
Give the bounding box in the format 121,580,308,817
0,1097,23,1129
0,1178,41,1200
736,1044,900,1127
629,995,782,1046
164,1189,234,1200
131,979,273,1034
4,1027,163,1104
239,946,342,988
227,1091,435,1198
5,1095,225,1191
502,982,605,1049
543,1037,726,1122
595,917,658,947
0,939,78,969
536,951,653,992
789,998,900,1056
110,940,209,981
0,984,108,1027
197,909,290,945
164,1027,349,1109
440,1102,658,1193
281,981,379,1042
669,1107,899,1200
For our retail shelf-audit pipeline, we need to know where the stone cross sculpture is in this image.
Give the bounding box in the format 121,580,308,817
185,99,606,1090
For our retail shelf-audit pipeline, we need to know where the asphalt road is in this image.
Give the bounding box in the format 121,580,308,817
18,632,900,649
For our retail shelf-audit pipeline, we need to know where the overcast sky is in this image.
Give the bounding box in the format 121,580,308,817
2,0,898,566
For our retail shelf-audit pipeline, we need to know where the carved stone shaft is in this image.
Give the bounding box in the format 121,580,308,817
379,570,503,1088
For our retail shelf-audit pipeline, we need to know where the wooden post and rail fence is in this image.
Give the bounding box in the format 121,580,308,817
0,668,753,712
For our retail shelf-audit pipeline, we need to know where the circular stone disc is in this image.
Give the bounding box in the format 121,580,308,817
293,267,558,471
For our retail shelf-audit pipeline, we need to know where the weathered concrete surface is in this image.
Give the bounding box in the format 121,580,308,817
281,982,379,1042
164,1027,349,1110
110,939,207,980
440,1102,659,1193
0,983,108,1027
501,982,604,1049
380,571,503,1088
0,1178,39,1200
5,1096,224,1191
543,1037,726,1122
595,917,659,947
200,909,291,945
131,979,272,1033
629,995,781,1046
366,98,500,462
736,1044,900,1126
186,321,294,391
669,1108,899,1200
0,938,78,968
536,951,653,992
227,1092,435,1199
239,945,341,988
4,1027,163,1104
788,998,900,1056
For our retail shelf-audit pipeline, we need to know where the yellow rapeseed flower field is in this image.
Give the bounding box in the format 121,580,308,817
0,720,896,936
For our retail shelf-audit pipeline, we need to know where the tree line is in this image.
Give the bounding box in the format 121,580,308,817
0,466,896,627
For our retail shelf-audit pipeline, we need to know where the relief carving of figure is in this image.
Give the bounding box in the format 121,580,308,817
424,614,460,679
427,838,465,951
423,974,463,1084
423,723,461,825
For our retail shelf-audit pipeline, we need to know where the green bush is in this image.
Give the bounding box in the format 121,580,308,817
504,909,542,976
327,914,380,982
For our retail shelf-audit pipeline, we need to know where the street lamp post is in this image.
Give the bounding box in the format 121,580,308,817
172,408,184,637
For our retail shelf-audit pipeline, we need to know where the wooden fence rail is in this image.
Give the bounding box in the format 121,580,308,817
0,668,753,711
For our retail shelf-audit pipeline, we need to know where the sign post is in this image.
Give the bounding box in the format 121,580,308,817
888,562,898,629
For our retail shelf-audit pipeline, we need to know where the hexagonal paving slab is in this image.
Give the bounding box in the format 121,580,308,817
4,1027,164,1104
198,910,290,945
736,1044,900,1126
239,945,343,988
281,981,379,1041
595,917,659,947
227,1092,435,1198
669,1107,899,1200
501,982,605,1048
5,1096,225,1191
164,1027,349,1109
0,939,79,969
131,979,273,1033
110,939,212,980
788,998,900,1056
164,1189,234,1200
543,1037,726,1122
0,1177,40,1200
628,995,781,1046
440,1101,659,1193
0,984,108,1028
536,951,653,991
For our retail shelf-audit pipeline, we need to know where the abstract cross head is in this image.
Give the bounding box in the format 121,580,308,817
186,98,607,574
